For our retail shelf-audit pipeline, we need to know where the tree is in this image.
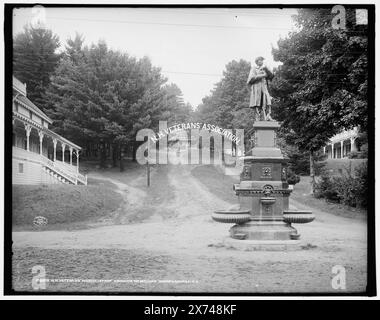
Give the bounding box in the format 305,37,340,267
194,59,256,151
13,25,61,109
163,83,193,124
195,59,251,126
271,8,368,192
44,37,187,169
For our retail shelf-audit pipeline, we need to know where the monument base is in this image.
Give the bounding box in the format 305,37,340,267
223,237,301,251
229,221,299,241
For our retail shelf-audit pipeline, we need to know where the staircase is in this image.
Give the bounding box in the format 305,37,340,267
42,157,87,185
13,147,87,185
43,166,76,185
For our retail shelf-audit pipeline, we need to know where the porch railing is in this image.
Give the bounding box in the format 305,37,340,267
13,147,87,185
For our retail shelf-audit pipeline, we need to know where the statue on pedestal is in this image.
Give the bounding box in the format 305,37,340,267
211,56,315,248
247,56,274,121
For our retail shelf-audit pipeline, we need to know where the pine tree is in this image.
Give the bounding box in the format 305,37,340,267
44,38,188,168
13,25,61,110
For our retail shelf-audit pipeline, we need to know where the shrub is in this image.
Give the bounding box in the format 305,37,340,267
348,151,367,159
314,162,368,208
354,161,368,208
314,174,339,201
333,175,361,207
314,160,327,176
287,152,310,175
287,170,301,185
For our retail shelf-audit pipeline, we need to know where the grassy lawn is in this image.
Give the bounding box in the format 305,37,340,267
12,183,123,230
191,165,239,204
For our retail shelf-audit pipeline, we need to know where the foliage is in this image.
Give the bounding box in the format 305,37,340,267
194,59,252,132
313,151,327,176
352,131,368,158
271,8,368,154
277,137,310,175
13,25,61,109
353,161,368,207
42,34,192,166
348,151,367,159
314,161,367,208
314,174,340,201
287,170,301,185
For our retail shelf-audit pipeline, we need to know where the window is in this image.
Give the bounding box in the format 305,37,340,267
18,163,24,173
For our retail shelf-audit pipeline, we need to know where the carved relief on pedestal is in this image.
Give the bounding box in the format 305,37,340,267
241,165,252,180
281,166,287,181
261,166,272,179
262,184,274,196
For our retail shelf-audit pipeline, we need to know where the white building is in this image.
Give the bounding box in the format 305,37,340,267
12,76,87,185
323,128,360,159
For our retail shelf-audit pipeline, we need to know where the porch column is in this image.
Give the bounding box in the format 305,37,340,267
38,131,44,155
62,143,66,163
69,147,73,166
76,150,80,173
53,138,57,161
340,141,344,158
24,124,31,151
350,137,356,152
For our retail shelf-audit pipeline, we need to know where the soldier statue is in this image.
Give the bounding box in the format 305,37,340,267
247,56,274,121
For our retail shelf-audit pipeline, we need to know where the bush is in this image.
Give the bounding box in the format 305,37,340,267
314,160,327,176
287,152,310,175
354,162,368,208
347,151,367,159
314,175,340,201
333,175,361,207
287,170,300,185
314,162,368,208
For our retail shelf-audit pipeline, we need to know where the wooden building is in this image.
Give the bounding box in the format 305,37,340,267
323,128,360,159
12,76,87,185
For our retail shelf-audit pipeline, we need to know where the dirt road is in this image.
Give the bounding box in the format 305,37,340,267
12,164,367,293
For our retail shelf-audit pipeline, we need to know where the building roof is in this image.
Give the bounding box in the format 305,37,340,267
12,76,81,150
13,76,53,124
14,91,53,125
13,76,27,96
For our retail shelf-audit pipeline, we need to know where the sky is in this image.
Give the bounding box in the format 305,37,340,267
13,6,298,108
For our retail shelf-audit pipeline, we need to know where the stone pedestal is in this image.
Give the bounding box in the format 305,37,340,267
212,121,314,245
230,221,298,240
